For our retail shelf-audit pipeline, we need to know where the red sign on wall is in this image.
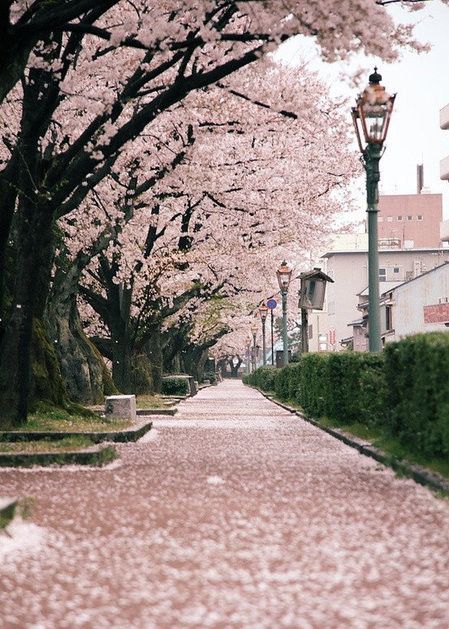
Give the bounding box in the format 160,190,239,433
423,303,449,324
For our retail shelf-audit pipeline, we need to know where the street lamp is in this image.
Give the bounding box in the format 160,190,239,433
259,303,269,366
298,268,334,353
352,68,395,352
250,323,258,372
276,261,292,366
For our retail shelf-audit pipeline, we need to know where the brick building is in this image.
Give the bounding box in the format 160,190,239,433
378,193,442,249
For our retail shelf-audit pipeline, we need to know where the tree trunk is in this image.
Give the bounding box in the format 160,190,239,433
229,356,243,378
217,359,227,378
0,200,58,425
144,324,163,393
129,353,153,394
48,295,117,404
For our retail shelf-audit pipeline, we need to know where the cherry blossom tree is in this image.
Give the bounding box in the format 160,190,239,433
58,60,355,394
0,0,443,424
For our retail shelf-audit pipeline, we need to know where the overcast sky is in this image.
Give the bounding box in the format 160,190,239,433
278,0,449,219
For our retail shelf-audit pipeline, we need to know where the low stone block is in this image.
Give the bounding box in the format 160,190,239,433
105,395,136,421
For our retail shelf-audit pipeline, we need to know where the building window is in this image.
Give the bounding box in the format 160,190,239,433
379,268,387,282
386,305,393,331
407,215,413,220
393,267,400,274
387,216,393,222
417,215,423,220
397,216,402,221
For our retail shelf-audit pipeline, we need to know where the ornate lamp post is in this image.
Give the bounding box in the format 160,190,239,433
352,68,395,352
276,261,292,366
259,303,269,366
250,323,258,372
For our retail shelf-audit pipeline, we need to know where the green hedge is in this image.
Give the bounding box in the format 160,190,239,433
274,363,302,402
243,366,278,392
299,353,331,418
203,371,217,384
243,333,449,459
329,353,386,425
384,333,449,457
161,376,190,396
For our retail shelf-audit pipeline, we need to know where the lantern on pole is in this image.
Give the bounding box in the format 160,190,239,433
259,303,269,366
276,261,292,366
352,69,395,352
299,269,333,353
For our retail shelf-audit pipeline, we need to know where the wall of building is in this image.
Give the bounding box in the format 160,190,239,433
440,103,449,180
323,249,449,350
378,193,442,248
391,263,449,339
307,311,328,352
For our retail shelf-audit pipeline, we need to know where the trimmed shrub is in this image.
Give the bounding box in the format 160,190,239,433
325,353,385,425
254,366,278,392
299,353,331,418
384,333,449,457
161,376,190,396
247,333,449,459
297,352,385,425
203,371,217,384
274,365,290,400
242,366,278,391
357,355,386,427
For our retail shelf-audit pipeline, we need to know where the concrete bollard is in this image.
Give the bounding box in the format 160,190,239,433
105,395,136,421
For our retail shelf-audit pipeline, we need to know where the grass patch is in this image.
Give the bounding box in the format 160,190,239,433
9,404,132,433
373,433,449,480
0,436,93,454
136,394,174,410
267,392,449,482
315,416,449,481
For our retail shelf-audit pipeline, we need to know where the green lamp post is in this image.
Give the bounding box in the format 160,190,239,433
276,261,293,366
352,68,395,352
259,303,269,366
250,322,258,372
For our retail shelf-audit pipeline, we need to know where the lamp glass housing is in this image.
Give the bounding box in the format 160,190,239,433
352,75,395,151
259,304,269,321
276,261,292,291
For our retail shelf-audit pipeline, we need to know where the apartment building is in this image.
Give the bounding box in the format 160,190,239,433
352,262,449,349
439,103,449,243
440,103,449,182
378,193,442,249
322,245,449,350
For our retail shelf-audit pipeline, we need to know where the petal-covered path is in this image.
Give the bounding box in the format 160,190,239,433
1,380,449,628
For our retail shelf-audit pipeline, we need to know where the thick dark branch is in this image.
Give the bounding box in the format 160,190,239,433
79,284,111,328
216,82,298,119
90,336,113,360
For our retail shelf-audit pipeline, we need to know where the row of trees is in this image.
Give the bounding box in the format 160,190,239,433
0,0,439,426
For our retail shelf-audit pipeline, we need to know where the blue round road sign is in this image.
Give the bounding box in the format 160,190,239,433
266,298,277,309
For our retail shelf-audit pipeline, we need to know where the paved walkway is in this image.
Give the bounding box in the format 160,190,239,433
1,380,449,628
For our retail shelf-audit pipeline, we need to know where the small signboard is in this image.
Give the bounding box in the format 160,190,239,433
267,298,277,309
423,303,449,324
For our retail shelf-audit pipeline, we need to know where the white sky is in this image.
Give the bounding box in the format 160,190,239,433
277,0,449,219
